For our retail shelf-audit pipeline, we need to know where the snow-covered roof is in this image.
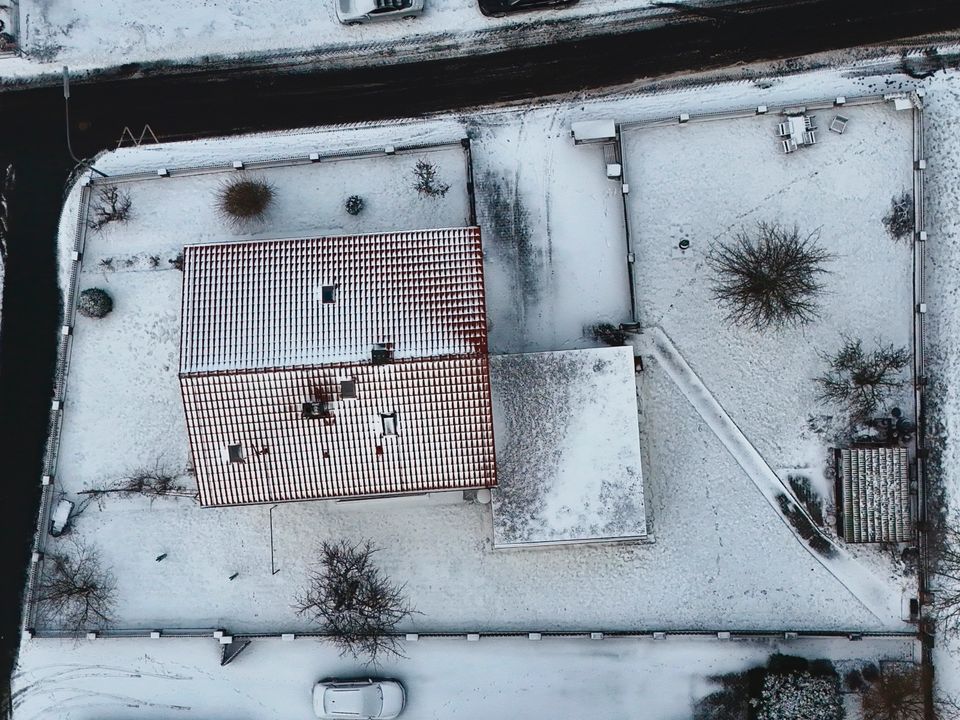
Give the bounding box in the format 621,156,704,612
489,346,646,547
182,357,496,506
838,447,912,544
179,228,487,374
178,227,495,506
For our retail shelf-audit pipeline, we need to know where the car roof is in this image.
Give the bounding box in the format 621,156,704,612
324,684,382,717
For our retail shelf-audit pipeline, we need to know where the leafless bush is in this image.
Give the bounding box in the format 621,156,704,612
708,222,833,331
37,539,116,631
216,175,275,226
883,191,914,242
815,337,910,425
294,540,414,665
78,460,193,512
589,322,627,346
87,186,132,231
413,160,450,198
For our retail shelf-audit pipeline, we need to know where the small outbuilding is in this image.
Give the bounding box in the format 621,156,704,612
836,446,912,543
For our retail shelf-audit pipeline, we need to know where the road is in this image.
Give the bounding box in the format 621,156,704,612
11,634,917,719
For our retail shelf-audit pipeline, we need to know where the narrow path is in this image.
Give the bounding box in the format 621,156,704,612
634,326,902,623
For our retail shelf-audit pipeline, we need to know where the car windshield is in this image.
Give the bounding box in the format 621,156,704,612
324,685,383,717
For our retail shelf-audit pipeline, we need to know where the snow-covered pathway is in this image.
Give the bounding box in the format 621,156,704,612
635,326,903,624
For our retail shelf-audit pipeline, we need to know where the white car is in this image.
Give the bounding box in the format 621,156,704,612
336,0,424,24
313,679,406,719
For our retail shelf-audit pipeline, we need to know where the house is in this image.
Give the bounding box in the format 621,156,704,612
836,446,913,543
178,227,497,507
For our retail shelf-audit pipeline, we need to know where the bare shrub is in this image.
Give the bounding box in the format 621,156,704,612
589,322,627,346
883,191,914,241
815,337,910,425
169,252,184,271
345,195,364,215
37,539,116,631
216,175,275,226
708,222,832,331
294,540,414,664
934,523,960,636
78,460,193,511
77,287,113,319
754,670,843,720
87,186,132,231
412,160,450,198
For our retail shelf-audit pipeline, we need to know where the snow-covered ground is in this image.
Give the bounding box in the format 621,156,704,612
34,76,924,637
621,99,917,605
0,0,658,80
12,633,919,720
918,72,960,705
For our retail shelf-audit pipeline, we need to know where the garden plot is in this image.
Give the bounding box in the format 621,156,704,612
12,633,918,720
621,101,916,577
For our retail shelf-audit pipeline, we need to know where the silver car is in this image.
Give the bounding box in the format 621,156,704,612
312,679,406,719
336,0,424,24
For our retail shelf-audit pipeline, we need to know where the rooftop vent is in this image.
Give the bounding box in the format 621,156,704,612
371,343,393,365
302,401,332,420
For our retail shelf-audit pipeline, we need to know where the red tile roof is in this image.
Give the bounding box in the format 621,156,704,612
180,228,488,374
179,228,496,506
182,357,496,506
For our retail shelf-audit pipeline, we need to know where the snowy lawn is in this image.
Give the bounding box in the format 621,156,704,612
40,87,926,635
12,633,919,720
621,101,918,608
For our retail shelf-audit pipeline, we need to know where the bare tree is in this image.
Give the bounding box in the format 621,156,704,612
77,460,194,512
37,539,116,631
934,524,960,636
87,186,133,231
294,540,414,664
708,222,833,331
861,666,925,720
815,337,910,424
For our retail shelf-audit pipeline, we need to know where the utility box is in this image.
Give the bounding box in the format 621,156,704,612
571,120,617,145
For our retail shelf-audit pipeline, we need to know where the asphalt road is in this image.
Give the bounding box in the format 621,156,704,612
2,0,960,152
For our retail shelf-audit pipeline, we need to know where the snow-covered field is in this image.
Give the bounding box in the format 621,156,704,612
11,633,919,720
34,82,922,637
1,0,657,79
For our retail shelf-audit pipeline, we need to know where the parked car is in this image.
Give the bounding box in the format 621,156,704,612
313,679,406,719
336,0,424,25
478,0,578,17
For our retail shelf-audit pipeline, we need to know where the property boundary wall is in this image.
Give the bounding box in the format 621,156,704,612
19,137,476,638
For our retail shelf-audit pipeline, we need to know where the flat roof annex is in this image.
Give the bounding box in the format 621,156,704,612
180,227,488,374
